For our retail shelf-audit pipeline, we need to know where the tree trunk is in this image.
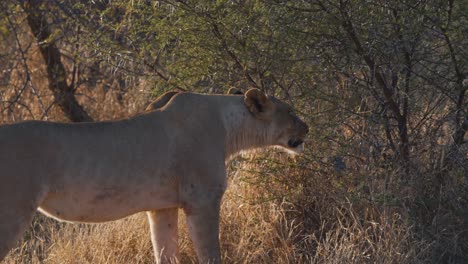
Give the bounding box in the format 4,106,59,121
21,0,92,122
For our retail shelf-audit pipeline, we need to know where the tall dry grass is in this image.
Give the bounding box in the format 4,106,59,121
5,150,458,263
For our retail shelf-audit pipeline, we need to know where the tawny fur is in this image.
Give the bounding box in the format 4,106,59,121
0,89,308,264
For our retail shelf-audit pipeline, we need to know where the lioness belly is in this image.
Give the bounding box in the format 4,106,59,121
38,184,179,223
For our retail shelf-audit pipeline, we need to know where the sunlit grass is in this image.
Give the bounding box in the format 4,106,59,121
4,154,447,264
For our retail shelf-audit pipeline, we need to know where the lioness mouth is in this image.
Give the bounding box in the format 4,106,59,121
287,139,304,148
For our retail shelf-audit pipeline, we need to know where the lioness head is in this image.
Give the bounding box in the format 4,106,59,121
243,88,309,153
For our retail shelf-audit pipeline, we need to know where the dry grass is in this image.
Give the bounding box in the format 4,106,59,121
5,151,456,264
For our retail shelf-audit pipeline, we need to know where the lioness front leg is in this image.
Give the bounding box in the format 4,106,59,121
0,206,36,260
184,199,222,264
0,181,45,260
147,208,179,264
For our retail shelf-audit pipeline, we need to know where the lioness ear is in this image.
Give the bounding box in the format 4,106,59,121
244,88,273,119
227,87,243,95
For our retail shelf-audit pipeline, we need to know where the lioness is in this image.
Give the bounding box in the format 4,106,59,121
0,88,308,263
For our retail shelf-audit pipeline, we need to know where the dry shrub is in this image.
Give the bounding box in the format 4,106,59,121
219,152,431,264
